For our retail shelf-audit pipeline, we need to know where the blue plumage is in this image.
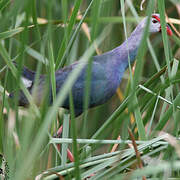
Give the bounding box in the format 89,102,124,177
10,14,172,116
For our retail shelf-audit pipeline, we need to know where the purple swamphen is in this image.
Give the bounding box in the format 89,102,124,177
10,14,172,116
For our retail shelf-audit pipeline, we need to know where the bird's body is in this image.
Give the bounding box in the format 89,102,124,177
11,14,172,116
59,27,142,115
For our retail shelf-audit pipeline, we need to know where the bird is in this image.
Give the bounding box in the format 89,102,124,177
10,14,172,117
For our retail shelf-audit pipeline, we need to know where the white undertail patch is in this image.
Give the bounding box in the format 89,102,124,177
21,77,32,88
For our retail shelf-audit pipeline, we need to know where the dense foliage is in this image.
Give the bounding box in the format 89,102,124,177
0,0,180,179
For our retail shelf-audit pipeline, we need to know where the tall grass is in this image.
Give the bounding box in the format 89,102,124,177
0,0,180,179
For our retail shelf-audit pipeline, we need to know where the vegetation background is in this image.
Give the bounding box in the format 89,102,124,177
0,0,180,179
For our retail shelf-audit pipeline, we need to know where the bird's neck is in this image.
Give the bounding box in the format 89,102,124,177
94,26,144,82
112,27,144,68
94,26,144,84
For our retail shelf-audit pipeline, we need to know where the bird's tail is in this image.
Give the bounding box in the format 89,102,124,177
13,62,36,88
9,64,36,106
20,66,35,89
21,66,35,81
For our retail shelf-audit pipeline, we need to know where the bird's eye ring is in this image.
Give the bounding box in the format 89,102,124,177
152,20,158,23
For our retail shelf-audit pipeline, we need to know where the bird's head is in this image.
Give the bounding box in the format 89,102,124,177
139,13,172,36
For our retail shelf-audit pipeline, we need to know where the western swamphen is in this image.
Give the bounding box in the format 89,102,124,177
10,14,172,116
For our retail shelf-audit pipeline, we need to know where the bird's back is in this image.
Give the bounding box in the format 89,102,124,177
12,50,126,116
55,56,121,115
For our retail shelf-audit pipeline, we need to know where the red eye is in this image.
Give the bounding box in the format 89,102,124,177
152,20,158,23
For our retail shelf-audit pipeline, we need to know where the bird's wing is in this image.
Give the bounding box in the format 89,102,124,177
55,60,110,109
